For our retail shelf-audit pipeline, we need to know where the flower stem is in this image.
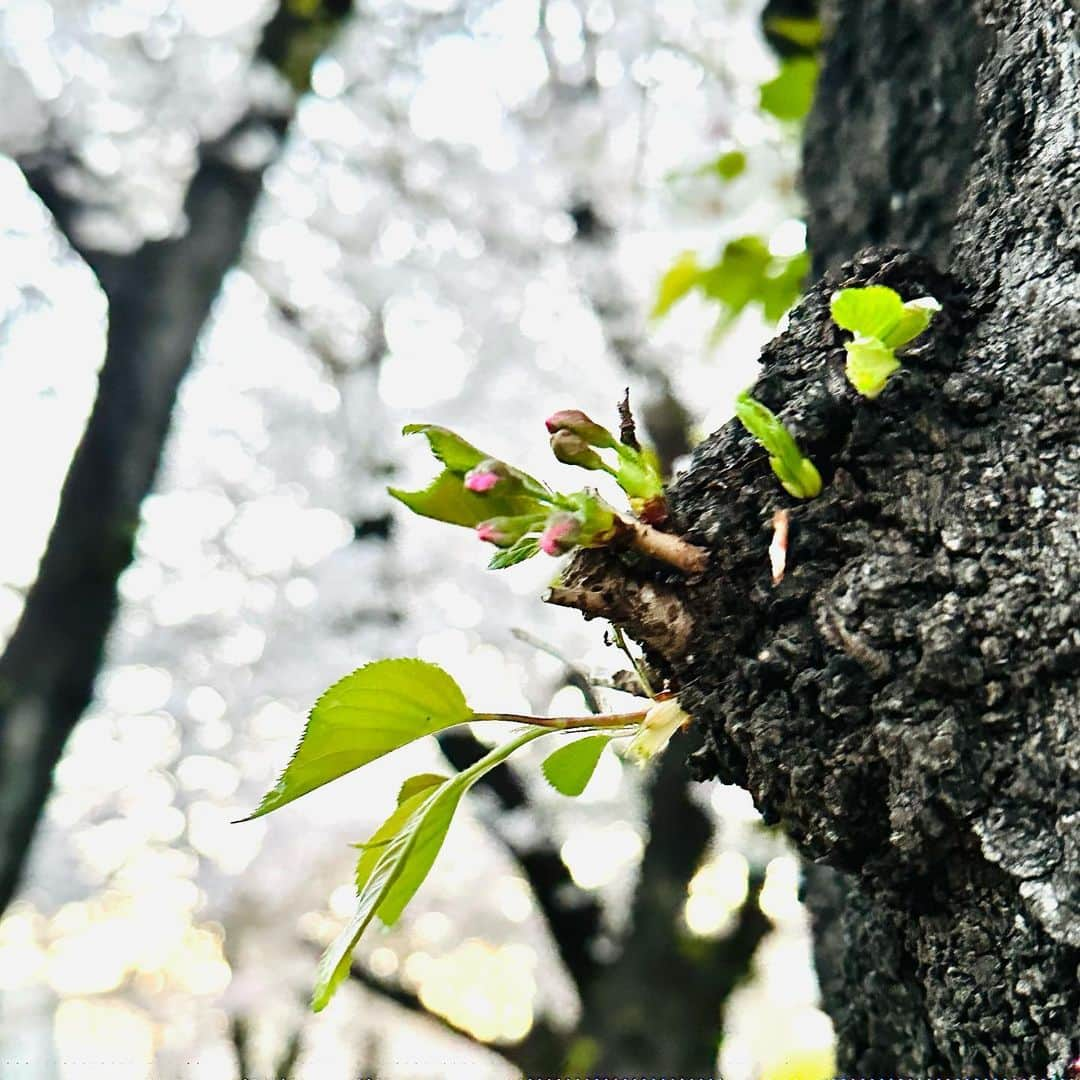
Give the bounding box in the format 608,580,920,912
472,709,648,730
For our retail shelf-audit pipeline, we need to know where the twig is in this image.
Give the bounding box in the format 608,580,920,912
619,516,708,574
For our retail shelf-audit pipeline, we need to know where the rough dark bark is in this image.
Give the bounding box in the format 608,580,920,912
0,3,355,914
558,0,1079,1071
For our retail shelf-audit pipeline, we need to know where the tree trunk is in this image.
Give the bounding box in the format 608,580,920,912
558,0,1079,1071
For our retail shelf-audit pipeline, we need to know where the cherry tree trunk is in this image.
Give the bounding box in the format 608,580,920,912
563,1,1078,1071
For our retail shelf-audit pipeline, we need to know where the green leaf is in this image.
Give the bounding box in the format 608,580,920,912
396,773,448,806
830,285,906,341
314,785,458,1011
352,777,448,864
389,470,545,529
764,15,823,49
312,727,550,1011
759,57,818,122
882,296,941,350
735,391,822,499
562,490,618,547
759,249,811,322
699,236,771,318
245,659,471,820
487,535,540,570
844,337,901,399
831,287,939,396
541,735,612,796
352,779,464,925
652,251,702,319
402,423,487,474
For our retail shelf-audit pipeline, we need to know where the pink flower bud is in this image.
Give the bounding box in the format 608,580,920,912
475,515,536,548
464,459,512,493
549,430,607,471
543,409,616,448
465,470,499,492
539,513,581,556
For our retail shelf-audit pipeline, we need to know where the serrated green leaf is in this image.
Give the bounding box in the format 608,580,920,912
487,535,540,570
244,659,471,820
735,391,822,499
652,251,702,319
759,56,818,122
389,470,545,529
353,779,458,917
312,727,550,1011
844,337,901,399
352,778,447,862
402,424,487,474
541,735,612,796
397,773,448,806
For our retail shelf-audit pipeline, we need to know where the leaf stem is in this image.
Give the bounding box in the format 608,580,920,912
472,709,649,730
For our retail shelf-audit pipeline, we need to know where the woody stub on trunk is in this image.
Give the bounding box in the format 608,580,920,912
554,2,1079,1072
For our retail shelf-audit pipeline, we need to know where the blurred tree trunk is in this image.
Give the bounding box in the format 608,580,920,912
560,0,1079,1072
0,1,353,915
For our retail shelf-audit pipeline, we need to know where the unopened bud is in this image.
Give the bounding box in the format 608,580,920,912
544,409,616,448
475,516,533,548
464,459,512,493
549,431,607,471
539,512,582,556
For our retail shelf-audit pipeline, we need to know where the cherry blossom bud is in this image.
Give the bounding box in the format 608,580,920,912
464,459,512,493
475,516,534,548
539,512,582,556
549,430,607,471
626,698,691,764
544,409,616,448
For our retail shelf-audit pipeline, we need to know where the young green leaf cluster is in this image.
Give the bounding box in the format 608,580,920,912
652,236,810,330
734,285,940,501
241,657,689,1011
734,391,822,499
830,285,941,398
389,412,707,574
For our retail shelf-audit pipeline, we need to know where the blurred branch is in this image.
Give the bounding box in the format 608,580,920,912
436,728,603,994
347,956,567,1075
574,745,772,1075
0,1,356,915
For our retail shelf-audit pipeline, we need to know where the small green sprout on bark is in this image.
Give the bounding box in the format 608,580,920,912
389,411,707,574
830,284,941,398
734,390,822,499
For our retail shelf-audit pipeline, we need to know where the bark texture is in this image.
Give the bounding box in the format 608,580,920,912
562,0,1079,1071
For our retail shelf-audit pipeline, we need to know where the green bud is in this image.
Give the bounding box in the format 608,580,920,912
550,431,608,471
